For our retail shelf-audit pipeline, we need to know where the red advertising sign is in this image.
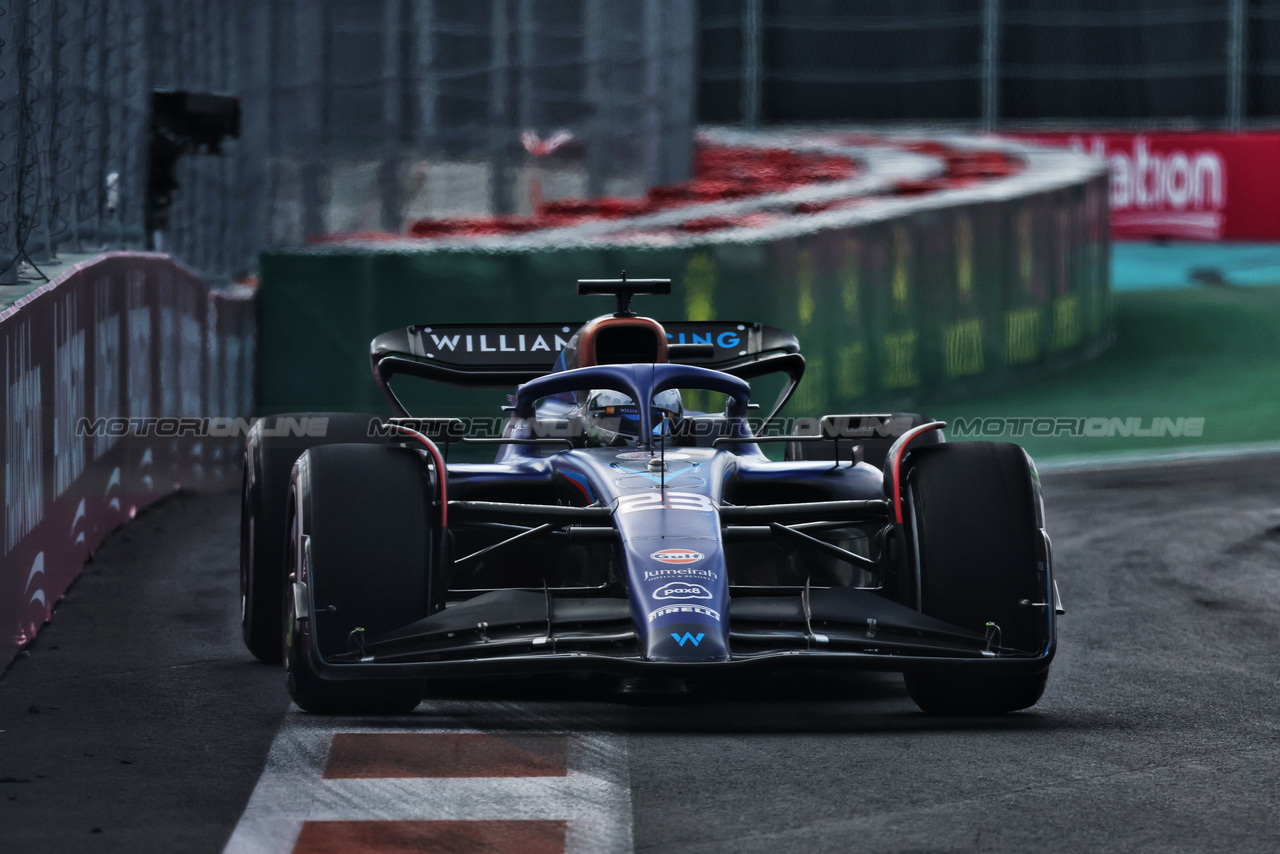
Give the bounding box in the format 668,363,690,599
1010,132,1280,241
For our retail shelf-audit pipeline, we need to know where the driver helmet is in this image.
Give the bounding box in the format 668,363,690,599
581,388,683,446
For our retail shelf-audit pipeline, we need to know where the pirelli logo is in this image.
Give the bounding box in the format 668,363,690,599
647,604,721,622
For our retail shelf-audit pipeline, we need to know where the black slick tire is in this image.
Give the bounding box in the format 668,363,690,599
284,443,433,714
900,441,1051,715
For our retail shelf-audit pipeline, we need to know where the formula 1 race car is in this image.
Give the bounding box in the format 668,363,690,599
240,277,1062,715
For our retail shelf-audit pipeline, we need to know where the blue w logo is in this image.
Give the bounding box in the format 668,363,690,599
671,632,705,647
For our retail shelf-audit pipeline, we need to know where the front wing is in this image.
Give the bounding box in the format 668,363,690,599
297,515,1057,682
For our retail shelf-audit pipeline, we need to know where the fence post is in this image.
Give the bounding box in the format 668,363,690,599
1227,0,1246,129
584,0,606,198
43,0,64,259
659,0,696,184
741,0,761,128
379,0,404,232
981,0,1000,131
295,0,328,240
414,0,436,152
488,0,512,215
641,0,662,187
0,0,20,282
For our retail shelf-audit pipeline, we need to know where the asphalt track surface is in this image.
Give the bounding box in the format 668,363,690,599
3,454,1280,852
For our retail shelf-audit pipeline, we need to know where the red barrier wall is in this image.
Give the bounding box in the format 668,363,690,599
1012,132,1280,241
0,253,254,669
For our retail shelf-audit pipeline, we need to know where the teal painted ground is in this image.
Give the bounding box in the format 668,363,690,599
1111,241,1280,291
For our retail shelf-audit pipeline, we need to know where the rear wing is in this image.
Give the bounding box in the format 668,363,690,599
370,321,804,422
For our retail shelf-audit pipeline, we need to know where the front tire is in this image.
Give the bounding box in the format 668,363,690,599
284,443,435,714
904,669,1048,716
900,442,1052,715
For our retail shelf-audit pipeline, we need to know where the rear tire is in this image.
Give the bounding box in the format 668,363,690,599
900,442,1051,715
240,412,382,663
284,443,434,714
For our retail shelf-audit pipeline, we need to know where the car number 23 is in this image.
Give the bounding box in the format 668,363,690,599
616,491,716,514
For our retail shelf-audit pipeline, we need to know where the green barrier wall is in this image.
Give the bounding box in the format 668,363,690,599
258,176,1110,421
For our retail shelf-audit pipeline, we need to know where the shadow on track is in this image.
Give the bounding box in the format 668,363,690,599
260,667,1113,737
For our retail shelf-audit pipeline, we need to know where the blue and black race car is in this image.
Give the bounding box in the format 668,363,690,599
240,277,1062,715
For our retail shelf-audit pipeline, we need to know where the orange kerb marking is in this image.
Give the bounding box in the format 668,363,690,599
292,820,566,854
323,733,568,779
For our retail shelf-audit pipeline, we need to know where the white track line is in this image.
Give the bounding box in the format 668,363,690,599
1034,440,1280,473
223,709,633,854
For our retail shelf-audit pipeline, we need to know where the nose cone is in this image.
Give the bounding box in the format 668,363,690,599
627,544,730,663
597,449,738,664
645,620,728,661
